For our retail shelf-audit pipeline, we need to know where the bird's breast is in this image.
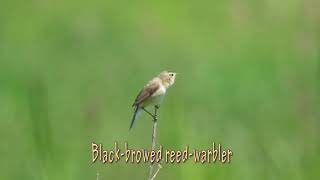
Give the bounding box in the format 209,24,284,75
151,85,166,97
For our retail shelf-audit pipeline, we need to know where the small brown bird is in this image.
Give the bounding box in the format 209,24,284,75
130,70,177,129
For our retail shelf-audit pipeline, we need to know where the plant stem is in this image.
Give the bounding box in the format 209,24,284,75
148,106,160,180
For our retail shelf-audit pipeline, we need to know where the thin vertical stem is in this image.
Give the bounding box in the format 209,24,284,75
148,106,159,180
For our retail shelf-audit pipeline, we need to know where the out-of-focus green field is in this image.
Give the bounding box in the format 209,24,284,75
0,0,319,179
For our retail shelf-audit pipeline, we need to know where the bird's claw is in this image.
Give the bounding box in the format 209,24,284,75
153,115,158,122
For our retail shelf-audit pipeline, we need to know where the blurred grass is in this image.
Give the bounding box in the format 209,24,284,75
0,0,319,179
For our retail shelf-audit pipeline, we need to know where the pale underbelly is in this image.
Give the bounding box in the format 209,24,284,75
140,94,165,108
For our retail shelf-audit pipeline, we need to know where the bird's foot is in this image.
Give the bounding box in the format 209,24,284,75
153,115,158,122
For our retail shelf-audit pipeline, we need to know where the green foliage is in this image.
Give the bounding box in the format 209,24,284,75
0,0,319,179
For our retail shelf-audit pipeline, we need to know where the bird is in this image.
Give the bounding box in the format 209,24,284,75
130,70,177,129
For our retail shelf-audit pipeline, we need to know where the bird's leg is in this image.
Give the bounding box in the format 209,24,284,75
154,105,159,122
141,107,156,119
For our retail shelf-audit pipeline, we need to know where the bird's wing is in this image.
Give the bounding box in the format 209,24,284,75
132,80,159,106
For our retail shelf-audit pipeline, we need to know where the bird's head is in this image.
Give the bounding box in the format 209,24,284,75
158,70,177,88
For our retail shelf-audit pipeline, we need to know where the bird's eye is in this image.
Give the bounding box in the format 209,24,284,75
170,73,174,76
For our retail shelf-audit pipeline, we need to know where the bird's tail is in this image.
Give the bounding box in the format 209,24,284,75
129,105,139,130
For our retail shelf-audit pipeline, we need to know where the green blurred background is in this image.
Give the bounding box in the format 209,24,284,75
0,0,319,179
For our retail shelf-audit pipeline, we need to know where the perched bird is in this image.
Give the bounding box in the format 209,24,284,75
130,70,177,129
